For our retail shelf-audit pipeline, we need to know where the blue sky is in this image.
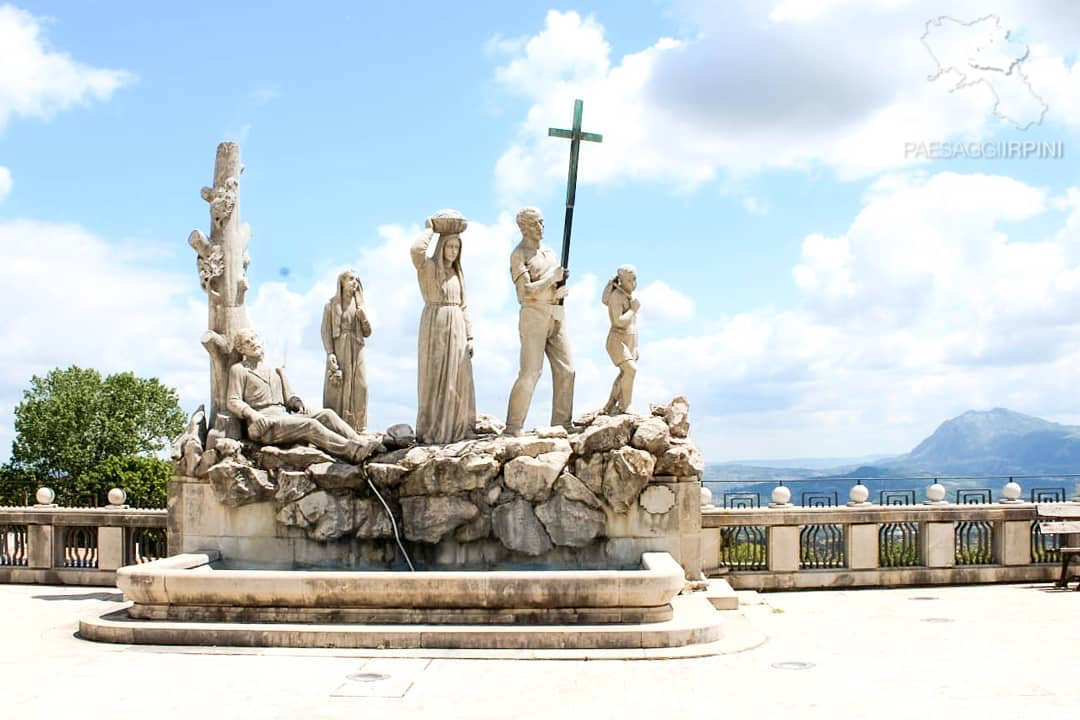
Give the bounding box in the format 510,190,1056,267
1,1,1079,461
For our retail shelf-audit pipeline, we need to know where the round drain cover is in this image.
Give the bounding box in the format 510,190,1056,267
347,673,390,682
771,661,814,670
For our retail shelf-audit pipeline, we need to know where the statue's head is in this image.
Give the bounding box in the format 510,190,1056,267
617,264,637,293
515,207,544,244
337,270,361,299
233,328,263,360
442,235,461,264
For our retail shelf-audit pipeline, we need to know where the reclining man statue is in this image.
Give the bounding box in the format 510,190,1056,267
227,328,376,463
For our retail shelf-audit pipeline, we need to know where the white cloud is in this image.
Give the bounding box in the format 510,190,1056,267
637,280,695,324
634,171,1080,459
0,4,133,131
0,166,10,202
490,4,1080,200
0,220,206,457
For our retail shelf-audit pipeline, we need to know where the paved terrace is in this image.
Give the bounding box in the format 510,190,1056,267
3,582,1078,719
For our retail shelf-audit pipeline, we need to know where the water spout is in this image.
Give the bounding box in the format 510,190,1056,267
366,477,415,572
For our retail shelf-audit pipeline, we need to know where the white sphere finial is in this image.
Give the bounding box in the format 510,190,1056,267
848,483,870,505
770,485,792,507
699,486,714,508
925,482,947,504
35,487,55,505
1001,480,1022,503
107,488,127,507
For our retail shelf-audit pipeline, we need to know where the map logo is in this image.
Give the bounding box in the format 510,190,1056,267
921,14,1047,130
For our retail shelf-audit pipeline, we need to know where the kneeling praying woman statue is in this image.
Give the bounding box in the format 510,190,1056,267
410,210,477,444
321,269,371,432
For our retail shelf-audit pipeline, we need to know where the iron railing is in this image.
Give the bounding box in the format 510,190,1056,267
954,520,994,564
1031,521,1062,564
704,474,1079,508
719,526,767,570
800,524,846,569
879,522,920,567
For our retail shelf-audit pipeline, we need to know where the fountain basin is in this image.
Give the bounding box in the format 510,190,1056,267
81,551,725,650
115,550,685,625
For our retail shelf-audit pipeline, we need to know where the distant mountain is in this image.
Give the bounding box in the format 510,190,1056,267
719,454,900,471
892,408,1080,475
707,407,1080,481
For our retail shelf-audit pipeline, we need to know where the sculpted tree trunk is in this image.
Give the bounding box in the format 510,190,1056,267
188,142,251,434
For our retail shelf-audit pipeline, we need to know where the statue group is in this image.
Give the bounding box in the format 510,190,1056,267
190,144,638,460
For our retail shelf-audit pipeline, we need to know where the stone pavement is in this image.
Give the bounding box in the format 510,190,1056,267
2,581,1079,719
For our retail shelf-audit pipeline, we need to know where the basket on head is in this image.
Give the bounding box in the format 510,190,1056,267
431,209,468,235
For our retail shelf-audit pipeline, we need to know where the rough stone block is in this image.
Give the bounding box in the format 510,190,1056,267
400,454,499,496
631,416,671,456
492,498,553,556
402,496,478,544
503,450,569,502
307,462,364,491
602,447,655,513
535,495,605,547
209,461,274,507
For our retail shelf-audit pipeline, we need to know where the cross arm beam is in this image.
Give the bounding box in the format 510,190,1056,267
547,128,604,143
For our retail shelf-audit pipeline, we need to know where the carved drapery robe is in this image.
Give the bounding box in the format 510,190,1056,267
411,233,476,444
321,293,371,432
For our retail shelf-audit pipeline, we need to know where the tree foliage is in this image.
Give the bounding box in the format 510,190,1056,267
0,463,36,507
7,366,185,506
76,455,173,508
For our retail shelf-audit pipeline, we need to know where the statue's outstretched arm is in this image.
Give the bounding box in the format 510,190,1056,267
410,227,434,270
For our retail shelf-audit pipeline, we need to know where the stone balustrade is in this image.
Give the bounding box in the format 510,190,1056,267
701,499,1077,590
0,496,167,586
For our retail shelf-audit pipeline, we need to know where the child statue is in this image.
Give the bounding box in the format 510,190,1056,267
601,265,639,415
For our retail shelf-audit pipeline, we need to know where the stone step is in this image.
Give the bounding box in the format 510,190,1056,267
705,579,739,610
80,594,726,653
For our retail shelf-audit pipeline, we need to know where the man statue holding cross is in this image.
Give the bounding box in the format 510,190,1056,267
504,99,602,435
504,207,573,435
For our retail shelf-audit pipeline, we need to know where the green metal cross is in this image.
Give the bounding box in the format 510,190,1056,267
548,99,602,271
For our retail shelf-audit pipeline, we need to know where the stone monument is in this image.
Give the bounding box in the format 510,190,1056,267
167,142,706,578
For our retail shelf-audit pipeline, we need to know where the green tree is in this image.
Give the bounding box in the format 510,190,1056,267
0,463,36,507
9,366,185,505
77,455,173,508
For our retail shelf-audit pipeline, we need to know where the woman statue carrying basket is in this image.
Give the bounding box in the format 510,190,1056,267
410,210,477,443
